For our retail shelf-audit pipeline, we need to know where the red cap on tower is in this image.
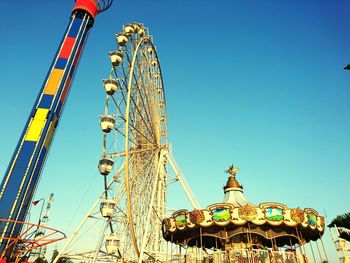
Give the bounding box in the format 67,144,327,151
73,0,99,19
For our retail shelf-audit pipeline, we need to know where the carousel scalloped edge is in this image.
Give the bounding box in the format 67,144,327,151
164,203,325,233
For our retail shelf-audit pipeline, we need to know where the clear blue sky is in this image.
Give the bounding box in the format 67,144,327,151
0,0,349,260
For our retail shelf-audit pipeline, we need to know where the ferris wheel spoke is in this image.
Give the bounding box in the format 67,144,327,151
106,147,158,159
135,46,158,125
136,79,157,133
127,44,155,143
127,88,155,143
111,66,129,107
110,95,126,120
110,129,143,153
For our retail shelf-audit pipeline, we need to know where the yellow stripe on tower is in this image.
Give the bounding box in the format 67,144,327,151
43,69,64,95
25,108,50,142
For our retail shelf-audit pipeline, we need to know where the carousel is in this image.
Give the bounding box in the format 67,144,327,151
162,165,328,262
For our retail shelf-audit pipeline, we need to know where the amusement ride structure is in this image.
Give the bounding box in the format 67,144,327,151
52,22,200,263
0,0,112,258
162,165,329,262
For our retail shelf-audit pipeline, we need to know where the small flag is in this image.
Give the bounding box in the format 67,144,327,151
32,200,40,206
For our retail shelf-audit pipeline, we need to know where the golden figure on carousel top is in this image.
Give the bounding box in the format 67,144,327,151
225,164,240,177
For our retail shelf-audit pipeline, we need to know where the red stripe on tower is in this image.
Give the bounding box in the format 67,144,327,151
59,37,76,59
73,0,99,19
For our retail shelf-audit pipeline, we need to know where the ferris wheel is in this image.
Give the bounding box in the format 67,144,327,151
99,21,168,260
53,22,199,263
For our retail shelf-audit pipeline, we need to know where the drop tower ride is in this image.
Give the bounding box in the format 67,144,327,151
0,0,112,256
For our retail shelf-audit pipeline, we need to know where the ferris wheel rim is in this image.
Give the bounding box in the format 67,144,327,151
101,23,168,260
124,35,167,258
123,36,146,257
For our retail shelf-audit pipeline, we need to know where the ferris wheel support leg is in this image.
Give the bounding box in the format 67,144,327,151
52,173,120,263
92,220,110,263
165,153,200,210
52,197,101,263
138,150,166,262
154,156,165,254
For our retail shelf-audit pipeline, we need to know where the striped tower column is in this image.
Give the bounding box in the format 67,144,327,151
0,0,101,256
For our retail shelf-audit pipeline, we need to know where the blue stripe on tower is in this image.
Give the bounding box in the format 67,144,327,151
55,58,68,69
68,18,83,37
38,95,54,109
16,142,36,166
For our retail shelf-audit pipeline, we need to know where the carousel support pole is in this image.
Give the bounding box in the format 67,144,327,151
294,231,304,263
247,223,253,263
273,237,278,263
268,230,273,248
274,238,278,251
247,222,251,245
179,244,181,262
166,241,168,263
299,231,310,262
171,235,173,262
200,227,203,260
268,230,274,263
315,240,323,262
245,226,249,258
289,239,295,261
297,244,304,263
318,233,329,263
175,242,179,263
296,228,307,262
308,241,316,263
264,231,270,263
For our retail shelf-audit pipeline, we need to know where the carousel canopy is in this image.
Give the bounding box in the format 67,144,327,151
162,165,325,249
